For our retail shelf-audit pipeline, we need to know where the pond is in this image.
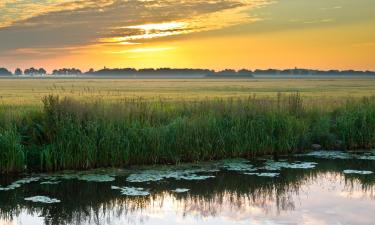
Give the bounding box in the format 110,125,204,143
1,151,375,225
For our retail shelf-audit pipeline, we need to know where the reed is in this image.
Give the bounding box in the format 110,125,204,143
1,94,375,173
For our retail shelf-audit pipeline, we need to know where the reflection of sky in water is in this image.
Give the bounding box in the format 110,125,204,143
2,172,375,225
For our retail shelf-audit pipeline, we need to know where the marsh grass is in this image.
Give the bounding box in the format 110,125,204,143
1,94,375,173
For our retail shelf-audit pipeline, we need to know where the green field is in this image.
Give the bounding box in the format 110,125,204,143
2,77,375,174
1,77,375,106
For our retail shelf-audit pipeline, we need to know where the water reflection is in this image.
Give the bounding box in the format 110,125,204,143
0,157,375,225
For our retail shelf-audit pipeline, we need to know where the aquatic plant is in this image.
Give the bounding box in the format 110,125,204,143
126,169,215,183
263,161,318,171
244,172,280,177
111,186,150,196
343,170,373,175
173,188,190,193
24,196,61,204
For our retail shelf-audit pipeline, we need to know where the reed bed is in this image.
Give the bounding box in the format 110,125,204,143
1,93,375,173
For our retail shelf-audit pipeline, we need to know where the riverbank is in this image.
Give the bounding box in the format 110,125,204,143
1,93,375,173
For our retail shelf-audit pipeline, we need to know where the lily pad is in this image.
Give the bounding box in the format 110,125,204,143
40,181,61,185
126,170,167,183
111,186,150,196
301,151,352,160
343,170,374,175
301,151,375,161
263,161,317,171
244,172,280,177
177,174,215,181
357,155,375,160
126,169,215,183
78,174,115,182
24,196,61,204
221,159,257,172
173,188,190,193
0,177,40,191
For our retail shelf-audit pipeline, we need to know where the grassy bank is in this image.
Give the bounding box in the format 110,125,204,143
1,93,375,173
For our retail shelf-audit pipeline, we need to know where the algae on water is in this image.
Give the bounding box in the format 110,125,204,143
126,169,215,183
301,151,352,160
0,177,40,191
221,159,257,172
78,174,115,182
244,172,280,177
40,181,61,185
173,188,190,193
301,151,375,161
111,186,150,196
343,170,374,175
24,196,61,204
263,161,317,171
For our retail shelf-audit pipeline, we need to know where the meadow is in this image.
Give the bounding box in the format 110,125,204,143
1,77,375,173
1,77,375,105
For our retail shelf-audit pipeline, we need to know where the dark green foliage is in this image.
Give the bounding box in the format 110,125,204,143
0,127,25,173
307,111,336,148
336,98,375,149
1,94,375,173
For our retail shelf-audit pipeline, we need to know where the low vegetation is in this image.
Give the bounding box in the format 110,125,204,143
1,93,375,173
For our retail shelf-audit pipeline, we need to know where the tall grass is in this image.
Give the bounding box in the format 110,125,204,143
0,126,25,173
1,94,375,173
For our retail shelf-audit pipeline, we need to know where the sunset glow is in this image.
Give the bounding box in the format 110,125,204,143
0,0,374,71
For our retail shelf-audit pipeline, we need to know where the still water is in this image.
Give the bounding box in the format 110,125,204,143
1,151,375,225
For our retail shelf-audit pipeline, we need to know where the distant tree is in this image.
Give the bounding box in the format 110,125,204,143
88,68,95,74
0,68,12,76
15,68,23,76
52,68,82,75
238,69,254,77
24,67,38,75
38,68,47,75
217,69,237,76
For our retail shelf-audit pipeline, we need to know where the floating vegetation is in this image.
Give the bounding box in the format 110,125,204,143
343,170,374,175
221,159,257,172
24,196,61,204
126,170,166,183
126,169,215,183
301,151,375,161
357,155,375,160
244,172,280,177
0,184,21,191
263,161,317,171
0,177,40,191
178,174,215,181
301,151,352,159
40,181,61,185
0,171,120,191
78,174,115,183
173,188,190,193
111,186,150,196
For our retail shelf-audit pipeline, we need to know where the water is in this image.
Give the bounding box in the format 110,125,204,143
1,152,375,225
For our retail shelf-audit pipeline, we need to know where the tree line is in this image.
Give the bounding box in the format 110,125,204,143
0,67,374,77
0,67,82,76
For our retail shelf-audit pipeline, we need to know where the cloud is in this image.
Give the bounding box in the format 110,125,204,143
0,0,114,28
303,18,333,24
0,0,272,57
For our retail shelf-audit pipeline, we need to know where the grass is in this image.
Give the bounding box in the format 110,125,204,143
2,91,375,173
1,77,375,105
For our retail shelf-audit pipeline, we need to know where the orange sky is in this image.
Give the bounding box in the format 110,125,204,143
0,0,374,72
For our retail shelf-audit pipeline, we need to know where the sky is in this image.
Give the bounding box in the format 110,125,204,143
0,0,374,72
